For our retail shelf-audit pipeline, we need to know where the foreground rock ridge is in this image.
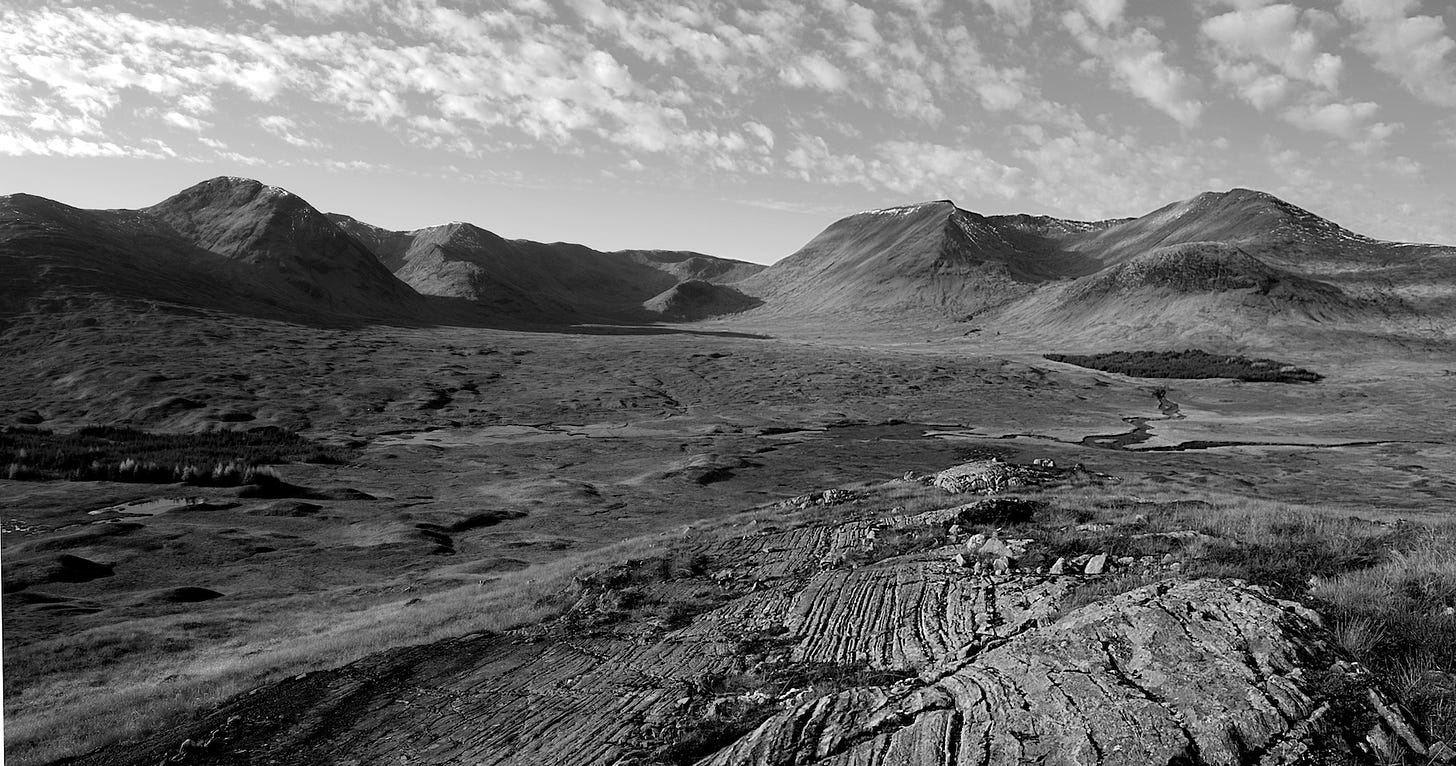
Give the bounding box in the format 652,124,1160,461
66,478,1429,766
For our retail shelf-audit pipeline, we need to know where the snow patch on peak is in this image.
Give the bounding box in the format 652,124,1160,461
860,200,953,218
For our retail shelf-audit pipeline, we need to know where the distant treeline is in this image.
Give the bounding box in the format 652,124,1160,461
1046,350,1322,383
1,425,345,483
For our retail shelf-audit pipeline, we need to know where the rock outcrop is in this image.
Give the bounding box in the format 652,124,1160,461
66,500,1428,766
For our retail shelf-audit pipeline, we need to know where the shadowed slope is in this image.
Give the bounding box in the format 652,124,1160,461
329,214,764,322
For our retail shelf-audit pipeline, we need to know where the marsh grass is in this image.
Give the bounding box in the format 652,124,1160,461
1045,349,1322,382
1,425,345,484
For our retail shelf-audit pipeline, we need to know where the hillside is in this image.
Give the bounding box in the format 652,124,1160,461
329,215,764,322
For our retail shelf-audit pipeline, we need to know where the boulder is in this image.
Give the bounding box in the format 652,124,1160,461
1048,557,1066,575
1084,553,1108,575
933,461,1037,494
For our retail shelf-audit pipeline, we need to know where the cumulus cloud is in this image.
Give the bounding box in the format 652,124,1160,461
1064,11,1205,126
780,54,850,92
1280,97,1399,149
1338,0,1456,106
1201,3,1342,105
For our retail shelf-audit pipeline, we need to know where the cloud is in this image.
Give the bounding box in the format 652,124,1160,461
978,0,1034,29
1064,11,1205,126
1280,97,1399,148
162,112,207,131
1079,0,1125,30
1338,0,1456,106
1201,3,1342,103
780,54,850,92
259,115,316,147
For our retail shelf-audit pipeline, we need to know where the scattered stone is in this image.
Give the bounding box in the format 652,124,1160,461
978,537,1016,559
963,533,988,552
1071,554,1093,567
1084,553,1108,575
952,553,970,569
991,557,1011,574
1116,556,1135,566
1161,553,1175,565
1048,557,1066,575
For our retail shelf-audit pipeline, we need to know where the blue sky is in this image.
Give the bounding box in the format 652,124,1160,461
1,0,1453,264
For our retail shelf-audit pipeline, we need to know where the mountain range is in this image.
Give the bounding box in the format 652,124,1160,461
2,176,1452,345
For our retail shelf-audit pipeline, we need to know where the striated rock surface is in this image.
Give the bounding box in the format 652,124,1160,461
707,579,1424,765
65,502,1427,766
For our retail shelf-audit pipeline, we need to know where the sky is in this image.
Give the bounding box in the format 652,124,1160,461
1,0,1454,265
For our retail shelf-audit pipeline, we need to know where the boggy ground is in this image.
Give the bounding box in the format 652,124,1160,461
3,299,1456,764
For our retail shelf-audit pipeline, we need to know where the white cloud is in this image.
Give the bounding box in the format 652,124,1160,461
1202,3,1342,96
162,112,207,131
259,115,316,147
1338,0,1456,106
1212,61,1290,110
744,121,775,150
780,54,850,92
1064,11,1205,126
1079,0,1125,30
978,0,1034,29
1280,97,1399,148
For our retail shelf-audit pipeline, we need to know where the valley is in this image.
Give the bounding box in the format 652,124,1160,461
3,178,1456,764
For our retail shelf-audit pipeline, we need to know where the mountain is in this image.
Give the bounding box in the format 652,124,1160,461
0,192,290,320
737,189,1454,344
144,178,421,315
735,201,1107,317
0,178,426,324
329,215,764,321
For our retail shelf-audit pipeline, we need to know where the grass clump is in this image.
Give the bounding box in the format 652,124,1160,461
1046,349,1321,382
1,425,344,484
